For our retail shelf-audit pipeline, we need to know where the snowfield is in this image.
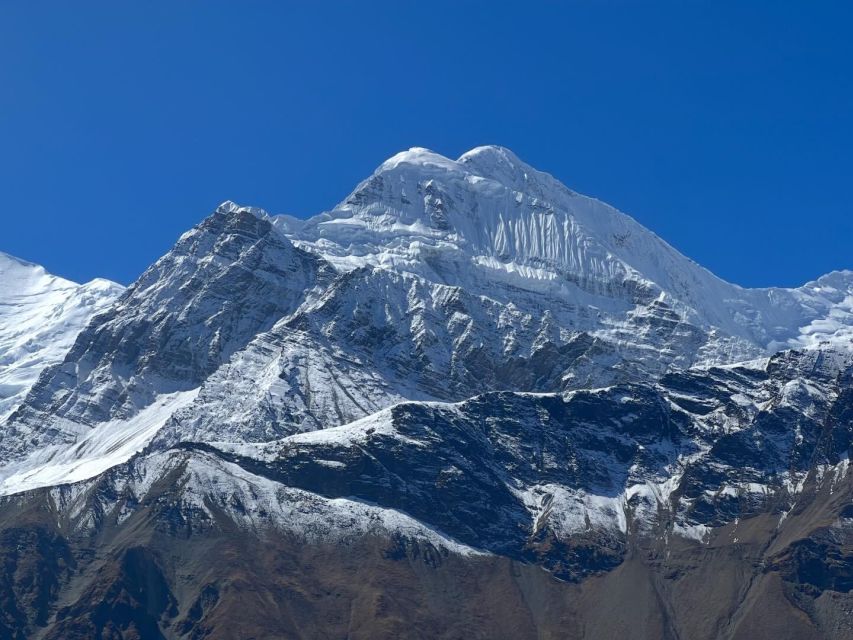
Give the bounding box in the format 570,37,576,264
0,252,123,421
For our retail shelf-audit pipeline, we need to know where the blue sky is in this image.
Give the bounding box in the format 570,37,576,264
1,1,851,287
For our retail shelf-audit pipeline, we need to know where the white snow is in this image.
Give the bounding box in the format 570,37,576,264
675,523,712,543
0,252,123,420
0,388,198,495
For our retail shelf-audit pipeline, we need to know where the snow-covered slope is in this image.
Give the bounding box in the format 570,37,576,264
0,252,123,421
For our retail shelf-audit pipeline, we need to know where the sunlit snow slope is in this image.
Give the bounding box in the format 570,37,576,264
0,252,123,420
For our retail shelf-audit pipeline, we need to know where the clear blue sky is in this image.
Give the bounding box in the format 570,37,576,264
1,1,851,287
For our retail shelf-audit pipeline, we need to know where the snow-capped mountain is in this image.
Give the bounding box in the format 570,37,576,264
282,146,853,358
0,147,851,639
6,146,850,494
0,252,123,421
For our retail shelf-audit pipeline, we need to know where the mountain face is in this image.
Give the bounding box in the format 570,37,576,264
282,146,853,357
0,147,851,639
0,252,123,422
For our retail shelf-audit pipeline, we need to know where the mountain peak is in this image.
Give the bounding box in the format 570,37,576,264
0,250,50,284
371,145,563,204
457,144,525,172
376,145,533,182
377,147,462,175
0,250,72,300
301,145,712,302
215,199,269,220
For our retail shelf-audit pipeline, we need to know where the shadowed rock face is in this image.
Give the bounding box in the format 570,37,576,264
0,526,74,637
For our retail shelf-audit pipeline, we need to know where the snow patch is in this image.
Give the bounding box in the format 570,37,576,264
0,389,198,496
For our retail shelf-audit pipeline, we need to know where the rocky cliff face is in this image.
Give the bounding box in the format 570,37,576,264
0,147,851,638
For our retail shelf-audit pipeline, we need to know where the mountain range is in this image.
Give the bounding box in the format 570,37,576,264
0,146,851,639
